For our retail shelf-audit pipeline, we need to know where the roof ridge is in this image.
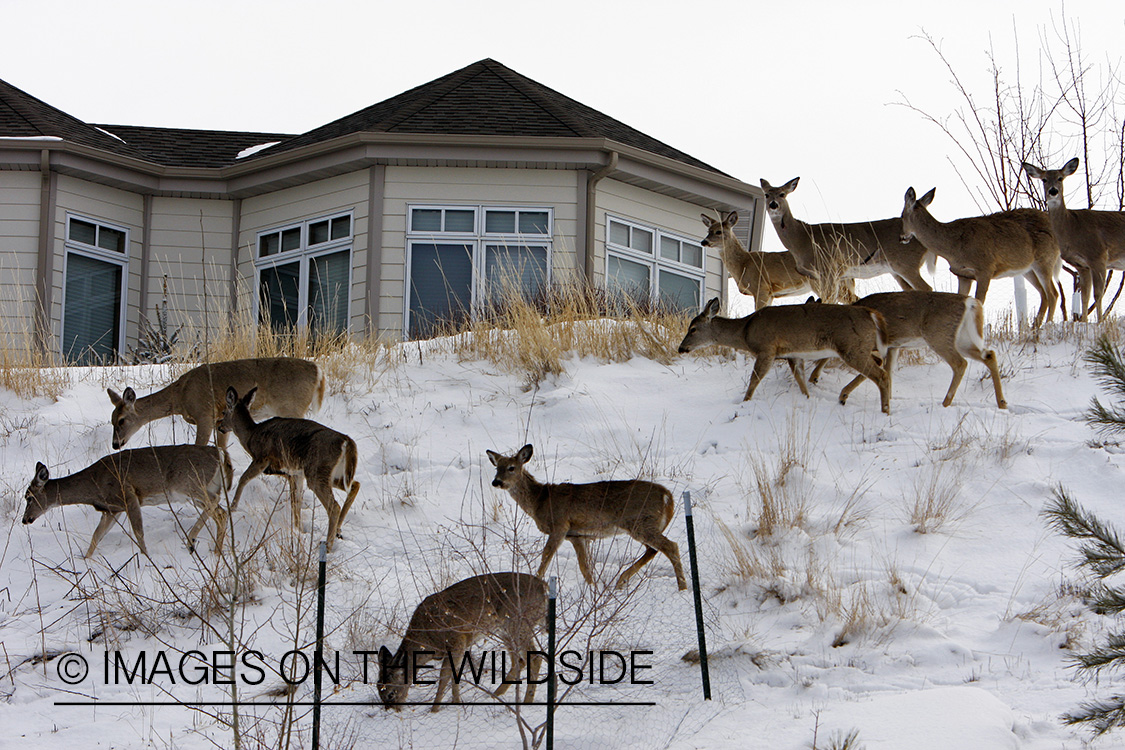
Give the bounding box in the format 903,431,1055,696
481,60,589,137
374,61,491,132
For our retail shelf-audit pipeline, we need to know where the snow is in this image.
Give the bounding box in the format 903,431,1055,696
235,141,281,160
0,323,1121,749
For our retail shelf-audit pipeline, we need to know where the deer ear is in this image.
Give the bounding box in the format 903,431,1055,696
904,187,917,205
33,462,49,485
1021,162,1043,180
782,176,800,193
759,178,772,191
703,297,721,319
243,387,258,406
226,387,239,408
486,450,501,466
517,444,534,463
122,387,136,404
700,213,713,227
919,188,936,207
726,211,739,227
107,388,122,406
1063,157,1080,176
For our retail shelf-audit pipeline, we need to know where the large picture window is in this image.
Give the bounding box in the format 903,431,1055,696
406,205,552,338
255,213,352,336
62,215,128,364
605,216,704,313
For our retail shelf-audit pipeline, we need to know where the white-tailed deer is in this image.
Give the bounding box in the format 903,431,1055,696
218,387,359,552
678,297,892,414
22,445,233,558
826,292,1007,409
701,211,811,309
760,177,934,299
108,357,325,450
1022,158,1125,321
900,187,1061,327
378,572,546,712
487,444,687,591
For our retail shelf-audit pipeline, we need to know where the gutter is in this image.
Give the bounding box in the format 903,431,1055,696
583,150,618,284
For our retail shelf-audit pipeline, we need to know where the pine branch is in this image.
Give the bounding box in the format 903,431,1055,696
1063,696,1125,736
1070,632,1125,674
1042,488,1125,578
1085,337,1125,407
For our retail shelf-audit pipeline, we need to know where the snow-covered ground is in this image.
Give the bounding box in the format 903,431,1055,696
0,320,1121,749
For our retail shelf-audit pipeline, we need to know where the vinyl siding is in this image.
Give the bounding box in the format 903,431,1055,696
0,172,42,349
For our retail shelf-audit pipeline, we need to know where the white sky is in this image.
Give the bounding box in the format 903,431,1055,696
1,0,1121,256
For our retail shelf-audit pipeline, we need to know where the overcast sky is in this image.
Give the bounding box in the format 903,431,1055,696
2,0,1121,262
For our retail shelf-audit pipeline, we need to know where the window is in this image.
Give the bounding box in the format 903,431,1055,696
255,213,352,335
605,217,704,313
62,215,128,364
406,205,552,338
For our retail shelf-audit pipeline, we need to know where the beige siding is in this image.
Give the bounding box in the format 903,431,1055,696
596,179,722,305
53,175,144,357
380,166,580,338
0,172,42,349
239,171,370,332
147,198,235,336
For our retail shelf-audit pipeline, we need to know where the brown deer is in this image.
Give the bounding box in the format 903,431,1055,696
1022,158,1125,321
677,297,892,414
760,177,934,299
820,292,1007,409
486,444,687,591
107,357,325,450
218,387,359,552
378,572,546,712
22,445,233,558
700,211,811,309
899,187,1061,327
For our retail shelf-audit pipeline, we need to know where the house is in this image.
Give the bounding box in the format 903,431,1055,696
0,59,766,363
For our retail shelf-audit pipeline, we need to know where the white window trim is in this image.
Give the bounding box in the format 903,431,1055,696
605,215,705,309
61,212,129,361
252,211,354,332
404,204,554,337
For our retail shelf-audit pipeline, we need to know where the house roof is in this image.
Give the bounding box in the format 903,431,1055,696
252,59,726,175
92,124,295,169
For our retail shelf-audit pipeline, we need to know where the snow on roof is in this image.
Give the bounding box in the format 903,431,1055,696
236,141,282,159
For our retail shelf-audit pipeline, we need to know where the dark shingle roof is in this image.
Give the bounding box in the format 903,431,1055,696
93,124,294,169
253,59,726,175
0,77,149,160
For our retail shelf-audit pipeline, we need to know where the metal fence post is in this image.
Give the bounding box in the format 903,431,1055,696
683,492,711,700
312,541,327,750
547,576,557,750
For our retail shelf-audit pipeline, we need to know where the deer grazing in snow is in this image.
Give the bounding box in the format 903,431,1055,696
1022,158,1125,321
760,177,934,300
377,572,546,712
107,357,325,450
899,187,1061,327
22,445,233,558
809,292,1007,409
487,444,687,591
700,211,811,309
678,297,892,414
218,387,359,552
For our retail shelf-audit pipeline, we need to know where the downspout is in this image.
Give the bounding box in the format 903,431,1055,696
34,149,56,356
583,150,618,284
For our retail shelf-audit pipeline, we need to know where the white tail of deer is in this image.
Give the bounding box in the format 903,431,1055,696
678,297,892,414
218,387,359,552
487,444,687,590
107,357,325,450
1022,158,1125,321
377,572,546,712
700,211,811,309
830,292,1007,409
22,445,233,558
900,187,1061,326
760,177,934,299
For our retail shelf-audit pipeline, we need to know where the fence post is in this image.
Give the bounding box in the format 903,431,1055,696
547,576,557,750
683,492,711,700
312,541,327,750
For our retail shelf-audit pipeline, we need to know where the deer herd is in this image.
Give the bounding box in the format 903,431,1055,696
16,157,1125,710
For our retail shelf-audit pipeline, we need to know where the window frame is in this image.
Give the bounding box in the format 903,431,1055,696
604,215,705,312
252,211,354,334
404,204,554,337
61,212,129,363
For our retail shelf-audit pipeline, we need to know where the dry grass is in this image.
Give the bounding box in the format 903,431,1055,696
906,461,967,534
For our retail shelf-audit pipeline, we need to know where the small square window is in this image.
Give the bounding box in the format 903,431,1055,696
260,233,280,256
445,210,475,233
609,221,629,247
70,219,98,246
412,209,442,232
309,220,330,245
98,227,126,253
486,211,516,234
281,227,301,253
683,242,703,268
660,237,680,262
519,211,549,235
631,227,653,254
331,216,351,240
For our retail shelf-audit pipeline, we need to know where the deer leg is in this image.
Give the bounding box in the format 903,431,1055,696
230,461,266,512
1091,264,1109,322
524,648,542,704
536,531,566,578
336,481,361,533
808,358,830,385
940,352,969,408
744,354,776,401
287,474,305,531
123,489,149,557
977,348,1008,409
972,275,992,304
431,655,454,712
837,374,866,405
310,478,342,552
194,422,214,447
787,359,811,398
616,547,657,590
85,512,120,558
843,352,891,414
619,532,687,590
1024,270,1054,327
570,538,595,584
